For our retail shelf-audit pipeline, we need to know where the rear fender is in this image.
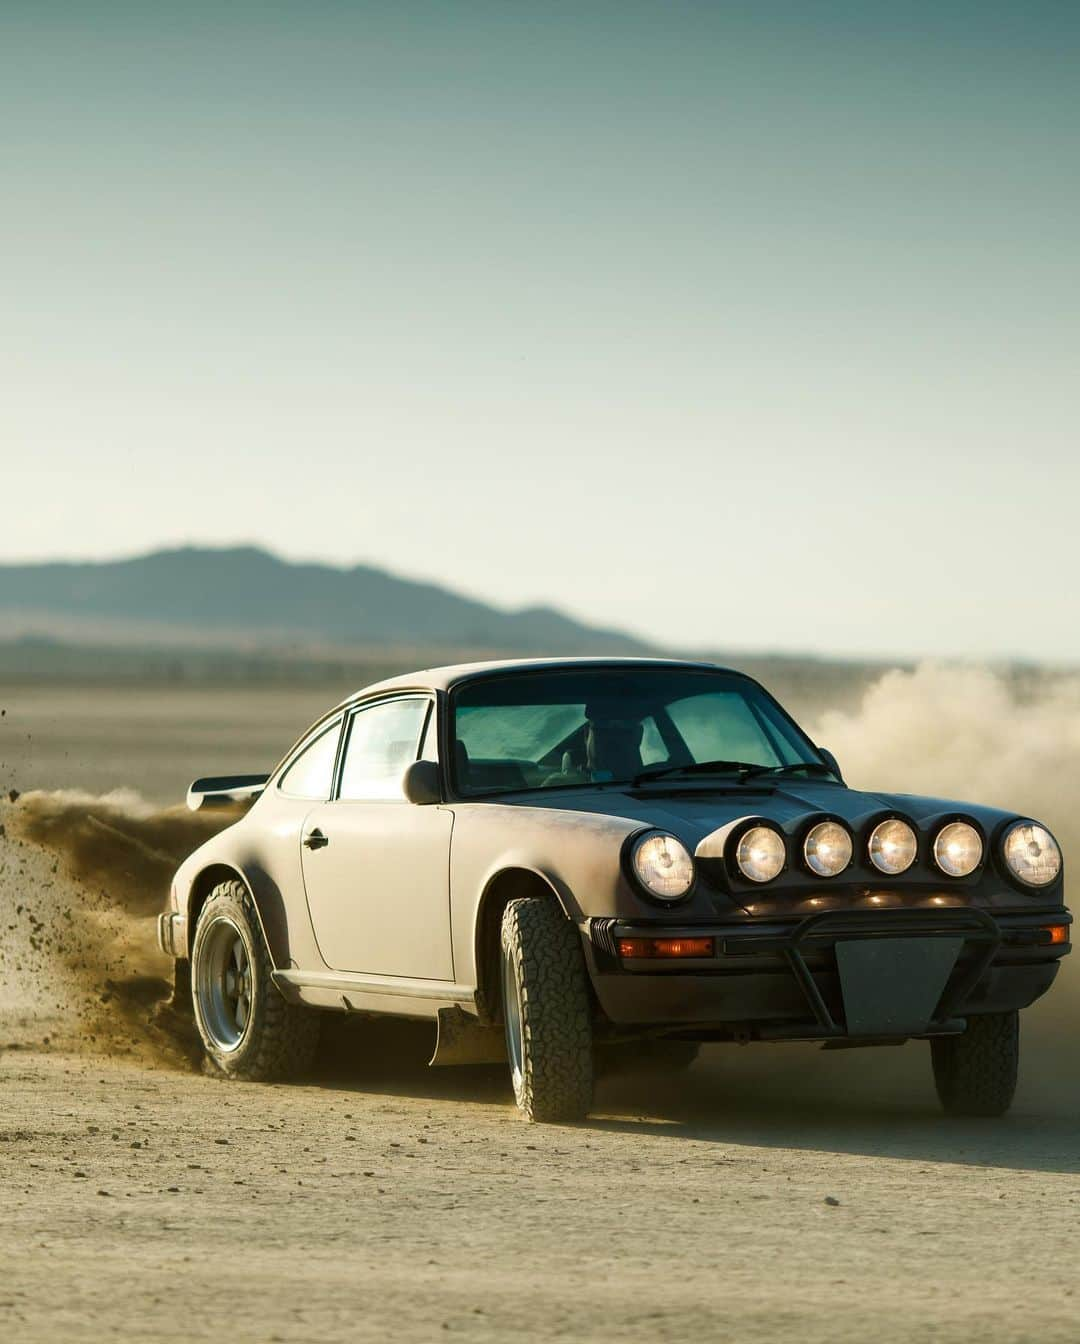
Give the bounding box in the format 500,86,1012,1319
183,861,290,969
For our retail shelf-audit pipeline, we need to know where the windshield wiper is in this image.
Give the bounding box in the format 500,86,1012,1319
740,761,836,779
633,759,836,786
632,759,764,785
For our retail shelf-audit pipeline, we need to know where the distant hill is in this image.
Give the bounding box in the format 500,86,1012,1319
0,545,653,656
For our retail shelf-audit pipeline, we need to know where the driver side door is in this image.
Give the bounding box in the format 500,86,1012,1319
299,695,454,979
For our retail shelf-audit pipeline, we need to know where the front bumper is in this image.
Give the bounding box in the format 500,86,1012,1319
584,906,1071,1041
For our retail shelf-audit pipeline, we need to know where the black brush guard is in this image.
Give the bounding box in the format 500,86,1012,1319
728,907,1000,1040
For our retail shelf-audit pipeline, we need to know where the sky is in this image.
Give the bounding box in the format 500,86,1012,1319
2,1,1078,661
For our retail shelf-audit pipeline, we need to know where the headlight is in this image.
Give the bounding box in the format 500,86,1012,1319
736,826,786,883
631,832,695,901
1002,821,1062,888
803,821,852,877
868,818,918,875
933,821,983,877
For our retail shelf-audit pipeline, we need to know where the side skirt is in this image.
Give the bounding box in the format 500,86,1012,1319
272,968,477,1021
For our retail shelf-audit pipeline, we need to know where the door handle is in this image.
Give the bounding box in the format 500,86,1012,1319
303,828,329,850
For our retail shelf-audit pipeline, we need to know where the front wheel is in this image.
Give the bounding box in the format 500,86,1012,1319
191,879,320,1081
931,1011,1019,1117
500,897,594,1122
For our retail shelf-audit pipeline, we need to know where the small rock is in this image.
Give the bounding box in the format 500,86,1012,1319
824,1195,841,1207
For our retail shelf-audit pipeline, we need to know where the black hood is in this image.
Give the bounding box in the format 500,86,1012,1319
519,778,1021,851
512,778,1056,912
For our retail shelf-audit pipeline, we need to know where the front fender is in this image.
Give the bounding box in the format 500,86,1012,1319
448,803,652,988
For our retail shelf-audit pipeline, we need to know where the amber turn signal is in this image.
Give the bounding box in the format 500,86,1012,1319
1043,925,1069,945
618,936,714,959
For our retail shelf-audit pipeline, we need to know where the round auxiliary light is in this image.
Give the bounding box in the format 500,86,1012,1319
736,826,786,884
933,821,983,878
1002,821,1062,888
631,832,695,901
868,818,918,875
803,821,853,878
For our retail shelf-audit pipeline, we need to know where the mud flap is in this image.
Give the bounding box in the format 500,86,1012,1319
836,937,964,1037
429,1005,508,1067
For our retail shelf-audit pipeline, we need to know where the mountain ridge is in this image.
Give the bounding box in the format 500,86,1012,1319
0,544,653,656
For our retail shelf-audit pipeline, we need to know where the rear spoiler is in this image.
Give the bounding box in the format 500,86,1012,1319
186,774,269,812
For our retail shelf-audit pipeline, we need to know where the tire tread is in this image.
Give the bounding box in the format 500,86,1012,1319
931,1011,1018,1117
502,897,593,1122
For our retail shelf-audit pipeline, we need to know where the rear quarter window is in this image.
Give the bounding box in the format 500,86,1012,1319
278,720,342,800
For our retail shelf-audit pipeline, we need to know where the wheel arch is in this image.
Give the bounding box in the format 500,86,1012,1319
186,863,284,968
472,866,576,1025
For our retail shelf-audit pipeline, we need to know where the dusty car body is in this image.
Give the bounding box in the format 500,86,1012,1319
160,658,1070,1120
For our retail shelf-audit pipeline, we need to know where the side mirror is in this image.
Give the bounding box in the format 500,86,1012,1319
817,747,844,783
403,759,442,805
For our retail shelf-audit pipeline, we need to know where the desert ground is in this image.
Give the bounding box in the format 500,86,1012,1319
2,674,1078,1342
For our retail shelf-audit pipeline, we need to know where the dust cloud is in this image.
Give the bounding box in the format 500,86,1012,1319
9,788,236,917
812,661,1080,838
1,790,238,1067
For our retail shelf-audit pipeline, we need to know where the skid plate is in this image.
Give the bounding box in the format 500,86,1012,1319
836,936,964,1036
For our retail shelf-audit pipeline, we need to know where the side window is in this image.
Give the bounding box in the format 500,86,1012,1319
278,720,342,800
338,698,429,801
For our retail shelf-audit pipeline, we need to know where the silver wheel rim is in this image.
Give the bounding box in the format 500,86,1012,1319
195,916,253,1052
502,942,525,1097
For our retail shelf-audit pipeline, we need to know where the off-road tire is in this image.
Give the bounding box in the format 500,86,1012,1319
500,897,593,1122
931,1011,1019,1117
192,879,320,1081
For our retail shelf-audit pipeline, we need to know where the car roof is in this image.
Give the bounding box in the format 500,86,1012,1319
335,656,736,709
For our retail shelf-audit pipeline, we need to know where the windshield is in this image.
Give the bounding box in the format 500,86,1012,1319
450,667,826,796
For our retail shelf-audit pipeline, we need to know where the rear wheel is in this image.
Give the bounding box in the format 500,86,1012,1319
500,897,593,1122
931,1011,1019,1117
191,879,320,1081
